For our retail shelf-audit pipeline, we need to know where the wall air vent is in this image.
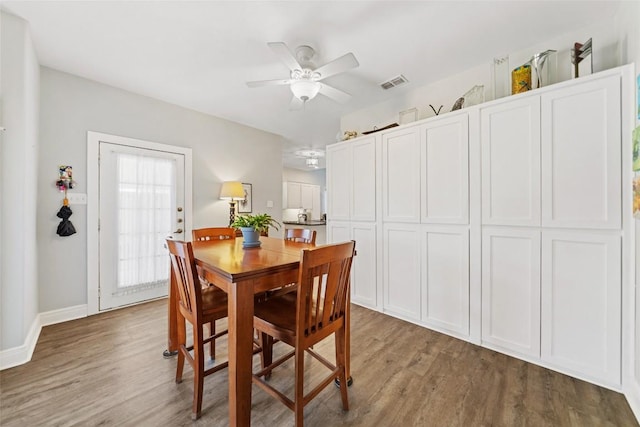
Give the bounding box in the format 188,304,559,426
380,74,408,90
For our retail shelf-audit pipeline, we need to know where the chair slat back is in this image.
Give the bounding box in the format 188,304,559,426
166,239,202,321
285,228,316,245
296,241,355,339
192,227,236,242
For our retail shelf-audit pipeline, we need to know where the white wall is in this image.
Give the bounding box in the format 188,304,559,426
282,167,326,188
0,12,40,351
38,67,284,312
341,19,624,135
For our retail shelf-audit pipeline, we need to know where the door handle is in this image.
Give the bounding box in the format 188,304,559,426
173,228,183,234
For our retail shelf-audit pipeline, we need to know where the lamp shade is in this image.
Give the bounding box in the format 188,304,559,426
219,181,244,200
291,80,321,102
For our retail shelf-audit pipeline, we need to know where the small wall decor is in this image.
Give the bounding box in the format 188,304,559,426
572,38,592,78
429,105,443,116
529,49,557,88
238,183,252,213
451,97,464,111
636,74,639,120
342,130,358,140
399,108,418,125
56,165,74,192
633,173,640,219
633,126,640,171
462,85,485,107
512,64,531,94
492,55,510,99
362,123,399,134
56,204,76,237
55,165,76,236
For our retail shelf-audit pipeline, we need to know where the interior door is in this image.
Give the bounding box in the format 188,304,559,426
98,142,186,310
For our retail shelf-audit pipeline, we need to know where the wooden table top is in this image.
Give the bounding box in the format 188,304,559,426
192,237,313,282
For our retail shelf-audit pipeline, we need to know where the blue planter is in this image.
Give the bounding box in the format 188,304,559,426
240,227,261,248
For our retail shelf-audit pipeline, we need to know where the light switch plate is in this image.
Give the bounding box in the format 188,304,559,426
67,193,87,205
266,200,274,208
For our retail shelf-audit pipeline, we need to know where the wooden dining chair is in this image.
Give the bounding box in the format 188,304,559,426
284,228,316,245
252,240,356,427
191,227,236,360
192,227,236,242
166,239,230,420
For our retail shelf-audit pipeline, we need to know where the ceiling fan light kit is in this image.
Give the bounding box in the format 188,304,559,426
291,80,321,102
246,42,359,108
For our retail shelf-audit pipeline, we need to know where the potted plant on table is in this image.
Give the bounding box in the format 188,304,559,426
231,213,280,248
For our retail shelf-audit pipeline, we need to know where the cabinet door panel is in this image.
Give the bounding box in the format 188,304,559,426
541,231,621,386
383,128,421,222
482,228,541,358
351,223,377,308
421,226,469,335
283,182,302,209
541,76,621,229
326,221,351,244
300,184,313,210
383,224,421,320
481,97,541,226
421,115,469,224
326,143,352,220
352,137,377,221
311,185,321,220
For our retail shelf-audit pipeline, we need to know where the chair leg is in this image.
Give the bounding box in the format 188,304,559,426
335,328,349,411
209,321,216,360
192,325,205,420
176,313,187,383
260,332,274,380
294,347,305,426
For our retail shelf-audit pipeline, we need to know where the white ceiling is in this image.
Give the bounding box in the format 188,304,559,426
2,1,620,169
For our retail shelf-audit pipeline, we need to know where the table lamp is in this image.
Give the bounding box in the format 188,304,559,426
219,181,245,226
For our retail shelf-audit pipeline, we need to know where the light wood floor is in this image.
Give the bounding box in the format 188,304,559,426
0,299,637,426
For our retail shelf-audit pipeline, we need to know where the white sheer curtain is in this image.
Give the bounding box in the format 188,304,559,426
115,153,175,294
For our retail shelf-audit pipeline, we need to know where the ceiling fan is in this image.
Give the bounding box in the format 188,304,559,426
246,42,359,110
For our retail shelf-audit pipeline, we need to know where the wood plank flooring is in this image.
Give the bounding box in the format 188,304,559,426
1,299,637,426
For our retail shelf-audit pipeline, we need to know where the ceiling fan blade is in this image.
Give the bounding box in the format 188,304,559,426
268,42,302,71
314,53,359,80
246,78,292,88
289,96,304,111
318,83,352,104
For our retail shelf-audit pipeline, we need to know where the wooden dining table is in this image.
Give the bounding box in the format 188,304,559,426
165,236,351,426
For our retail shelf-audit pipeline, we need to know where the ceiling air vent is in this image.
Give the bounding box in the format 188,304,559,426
380,74,408,90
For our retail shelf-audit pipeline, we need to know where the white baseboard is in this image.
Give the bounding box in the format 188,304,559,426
0,315,41,370
39,304,87,327
0,304,87,370
626,379,640,422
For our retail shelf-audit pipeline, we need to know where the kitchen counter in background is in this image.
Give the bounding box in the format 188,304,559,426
282,221,326,244
282,220,326,226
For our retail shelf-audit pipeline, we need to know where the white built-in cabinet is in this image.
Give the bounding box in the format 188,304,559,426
479,72,624,386
326,65,632,390
541,230,621,387
383,223,421,319
421,226,469,336
421,115,469,224
382,128,421,222
481,96,541,226
381,113,471,337
327,135,379,309
481,227,541,358
541,76,621,229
